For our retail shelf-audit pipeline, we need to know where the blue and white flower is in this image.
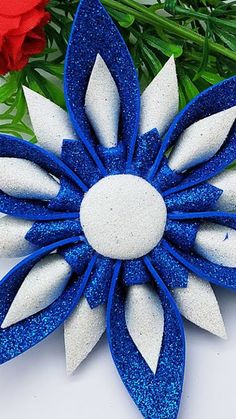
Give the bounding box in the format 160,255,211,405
0,0,235,417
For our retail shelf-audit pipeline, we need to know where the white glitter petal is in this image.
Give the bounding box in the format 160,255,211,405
125,284,164,373
23,86,74,156
64,298,106,375
85,54,120,148
0,216,35,257
80,174,167,260
209,170,236,211
1,254,72,328
0,158,60,200
173,273,226,339
194,222,236,267
139,56,179,136
168,106,236,172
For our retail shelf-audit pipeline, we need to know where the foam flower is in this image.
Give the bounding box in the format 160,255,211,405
0,0,236,417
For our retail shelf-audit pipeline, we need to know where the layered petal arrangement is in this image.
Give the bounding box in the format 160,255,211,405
0,0,236,417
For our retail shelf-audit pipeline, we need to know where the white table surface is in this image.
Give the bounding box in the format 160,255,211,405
1,256,236,419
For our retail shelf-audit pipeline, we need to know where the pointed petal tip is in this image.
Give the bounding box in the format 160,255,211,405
140,55,178,136
169,104,236,173
64,299,106,376
1,318,11,329
202,316,227,340
23,86,74,156
85,52,120,148
174,274,227,340
125,284,164,374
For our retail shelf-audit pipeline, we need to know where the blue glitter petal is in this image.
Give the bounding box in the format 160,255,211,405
152,159,183,192
64,0,140,158
97,142,126,174
165,220,199,252
0,135,85,220
107,260,185,419
62,140,101,187
163,239,236,289
26,219,82,247
85,256,114,308
49,178,83,212
149,75,236,180
150,243,188,288
165,183,223,211
168,210,236,223
59,241,94,274
0,238,96,364
164,122,236,196
122,259,149,286
0,190,80,221
132,129,161,177
0,134,87,192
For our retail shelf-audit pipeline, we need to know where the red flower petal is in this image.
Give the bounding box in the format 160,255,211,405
9,9,49,36
0,0,48,17
0,15,21,35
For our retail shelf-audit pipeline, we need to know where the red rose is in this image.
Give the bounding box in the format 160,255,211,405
0,0,50,75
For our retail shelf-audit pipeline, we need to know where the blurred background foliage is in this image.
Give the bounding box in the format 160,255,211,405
0,0,236,140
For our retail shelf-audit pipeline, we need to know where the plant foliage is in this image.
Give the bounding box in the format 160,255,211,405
0,0,236,139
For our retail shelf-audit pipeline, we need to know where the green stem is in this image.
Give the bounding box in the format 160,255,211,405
101,0,236,61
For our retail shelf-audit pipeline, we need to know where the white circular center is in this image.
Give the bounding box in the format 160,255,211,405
80,174,167,260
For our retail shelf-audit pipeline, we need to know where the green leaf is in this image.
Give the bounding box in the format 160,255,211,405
30,62,64,78
108,8,135,28
180,73,199,101
143,35,183,58
13,88,27,124
0,77,17,103
193,21,210,80
141,45,162,76
200,70,224,84
211,18,236,34
179,84,187,110
216,31,236,52
27,70,65,109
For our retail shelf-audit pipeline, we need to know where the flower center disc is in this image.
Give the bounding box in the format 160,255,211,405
80,174,167,260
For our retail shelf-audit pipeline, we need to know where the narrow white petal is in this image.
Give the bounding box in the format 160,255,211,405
139,56,179,136
125,283,164,374
0,216,35,257
0,158,60,200
209,170,236,211
194,222,236,267
64,298,106,375
1,254,72,328
168,106,236,172
23,86,74,156
173,273,226,338
85,54,120,148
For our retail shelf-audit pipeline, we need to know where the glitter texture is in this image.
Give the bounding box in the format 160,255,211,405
150,244,188,288
122,258,149,286
85,256,114,308
26,219,82,247
97,142,126,174
64,0,140,155
0,0,236,417
49,178,83,212
165,219,199,251
132,129,161,176
107,260,185,419
62,139,101,187
0,237,84,364
165,183,223,211
163,240,236,289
